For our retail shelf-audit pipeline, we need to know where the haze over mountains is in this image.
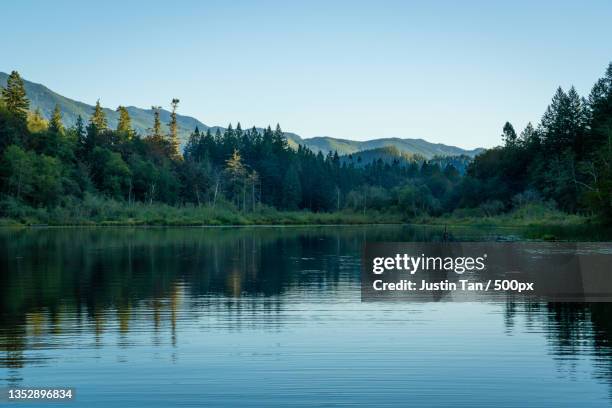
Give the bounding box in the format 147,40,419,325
0,72,484,159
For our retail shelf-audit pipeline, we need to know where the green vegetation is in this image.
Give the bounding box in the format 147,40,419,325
0,71,484,158
0,195,404,226
0,64,610,227
0,72,206,143
417,203,587,228
461,73,612,223
341,146,474,174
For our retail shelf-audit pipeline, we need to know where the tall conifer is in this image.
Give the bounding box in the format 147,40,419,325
49,104,64,133
90,99,107,130
116,105,132,137
169,98,181,159
1,70,29,122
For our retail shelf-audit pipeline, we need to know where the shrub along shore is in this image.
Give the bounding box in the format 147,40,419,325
0,196,591,228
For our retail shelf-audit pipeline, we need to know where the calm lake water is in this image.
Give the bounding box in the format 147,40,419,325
1,225,612,407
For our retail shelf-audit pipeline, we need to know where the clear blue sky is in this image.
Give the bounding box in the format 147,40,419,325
1,0,611,148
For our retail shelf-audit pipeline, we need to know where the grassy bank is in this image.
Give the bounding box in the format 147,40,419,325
416,203,590,227
0,195,404,226
0,196,595,228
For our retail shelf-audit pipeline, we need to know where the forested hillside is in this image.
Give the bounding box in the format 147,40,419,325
306,136,483,158
0,64,610,224
341,146,473,174
0,72,480,158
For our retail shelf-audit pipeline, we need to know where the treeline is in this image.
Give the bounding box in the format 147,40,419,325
0,70,463,218
0,64,610,223
463,64,612,222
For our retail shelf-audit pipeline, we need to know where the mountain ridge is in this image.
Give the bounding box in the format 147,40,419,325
0,72,484,159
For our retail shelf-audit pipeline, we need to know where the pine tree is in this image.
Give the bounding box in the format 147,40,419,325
49,104,64,133
74,115,85,144
236,122,247,152
519,122,537,146
235,122,243,138
84,121,98,155
273,123,287,150
116,105,132,137
168,98,181,159
502,122,517,146
1,70,29,122
90,99,107,131
222,123,237,157
566,86,588,155
28,108,48,133
588,63,612,135
150,106,163,140
583,62,612,221
541,87,570,152
184,126,201,160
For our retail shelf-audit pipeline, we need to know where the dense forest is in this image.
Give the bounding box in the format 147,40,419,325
0,63,610,224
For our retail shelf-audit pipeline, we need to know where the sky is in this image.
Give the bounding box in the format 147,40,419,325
1,0,611,148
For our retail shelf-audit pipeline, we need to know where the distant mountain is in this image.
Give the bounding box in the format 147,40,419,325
340,146,416,165
0,72,483,158
340,146,474,174
306,136,483,158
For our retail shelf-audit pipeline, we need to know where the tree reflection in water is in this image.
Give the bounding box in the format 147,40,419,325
0,225,611,398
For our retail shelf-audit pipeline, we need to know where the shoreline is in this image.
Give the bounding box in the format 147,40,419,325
0,217,596,229
0,200,599,230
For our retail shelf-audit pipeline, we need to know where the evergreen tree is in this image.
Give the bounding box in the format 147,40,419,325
49,104,64,133
168,98,181,159
566,86,588,155
90,99,107,130
84,121,98,155
150,106,163,140
74,115,86,150
222,123,237,158
1,71,29,122
184,126,200,159
273,123,287,150
588,63,612,133
502,122,517,146
519,122,537,145
540,87,570,152
28,108,48,133
235,122,243,140
583,63,612,221
116,105,132,136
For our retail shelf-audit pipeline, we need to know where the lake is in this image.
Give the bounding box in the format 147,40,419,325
1,225,611,407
